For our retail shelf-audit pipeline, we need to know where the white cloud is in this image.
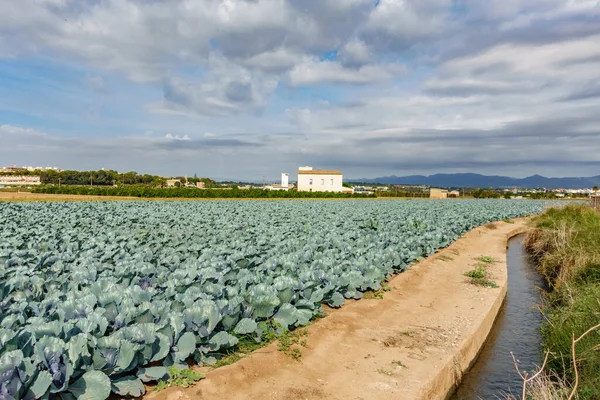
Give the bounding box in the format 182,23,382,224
165,133,191,141
288,58,406,86
338,39,372,68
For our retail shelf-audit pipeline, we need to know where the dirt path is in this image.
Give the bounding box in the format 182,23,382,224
147,220,529,400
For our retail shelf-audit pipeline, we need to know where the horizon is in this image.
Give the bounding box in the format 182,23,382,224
3,163,600,183
1,1,600,179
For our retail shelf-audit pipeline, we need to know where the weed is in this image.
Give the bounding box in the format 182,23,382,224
211,333,270,368
475,255,496,264
392,360,407,368
464,260,498,288
503,218,515,224
464,265,487,279
212,321,308,368
154,366,204,391
470,277,499,288
402,331,412,337
277,327,309,361
364,281,392,300
377,368,392,375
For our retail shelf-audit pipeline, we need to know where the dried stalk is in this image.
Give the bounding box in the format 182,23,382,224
511,351,550,400
567,322,600,400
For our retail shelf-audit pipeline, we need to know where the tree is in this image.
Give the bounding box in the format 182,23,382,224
200,177,216,188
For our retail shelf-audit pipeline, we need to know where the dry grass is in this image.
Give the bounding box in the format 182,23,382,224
524,205,600,289
522,205,600,399
505,371,574,400
485,222,498,230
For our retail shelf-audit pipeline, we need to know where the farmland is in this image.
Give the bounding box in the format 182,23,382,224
0,199,554,399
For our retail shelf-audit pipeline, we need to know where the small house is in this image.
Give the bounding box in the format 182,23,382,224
430,188,448,199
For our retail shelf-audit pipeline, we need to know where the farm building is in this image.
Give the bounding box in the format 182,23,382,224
430,188,448,199
297,166,343,192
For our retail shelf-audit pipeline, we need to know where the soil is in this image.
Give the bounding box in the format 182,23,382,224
145,219,529,400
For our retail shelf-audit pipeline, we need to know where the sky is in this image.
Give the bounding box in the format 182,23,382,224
1,0,600,180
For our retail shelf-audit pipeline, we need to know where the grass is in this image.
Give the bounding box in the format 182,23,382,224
211,332,275,368
475,256,496,264
464,257,499,288
524,204,600,399
212,321,310,368
392,360,407,368
469,277,499,288
154,366,205,391
504,370,573,400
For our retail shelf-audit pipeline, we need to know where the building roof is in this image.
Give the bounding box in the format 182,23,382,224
298,169,342,175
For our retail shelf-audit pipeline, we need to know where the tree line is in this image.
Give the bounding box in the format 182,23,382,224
33,186,377,199
39,170,165,186
1,169,220,187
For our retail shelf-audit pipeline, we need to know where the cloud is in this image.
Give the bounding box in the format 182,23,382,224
146,54,279,117
2,0,600,179
561,81,600,102
165,133,191,141
288,58,406,86
285,108,311,130
338,39,372,68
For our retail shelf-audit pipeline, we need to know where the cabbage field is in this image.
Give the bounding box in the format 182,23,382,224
0,199,553,399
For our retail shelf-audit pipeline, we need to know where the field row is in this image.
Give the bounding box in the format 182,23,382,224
0,200,554,399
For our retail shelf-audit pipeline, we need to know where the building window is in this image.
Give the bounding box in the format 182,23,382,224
309,179,313,185
330,179,334,186
321,179,324,185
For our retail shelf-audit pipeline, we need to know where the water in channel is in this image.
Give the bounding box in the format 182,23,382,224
451,235,546,400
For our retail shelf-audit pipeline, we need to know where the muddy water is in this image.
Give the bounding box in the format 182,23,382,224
451,235,546,400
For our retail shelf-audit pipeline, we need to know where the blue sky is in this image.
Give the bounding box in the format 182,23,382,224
1,0,600,180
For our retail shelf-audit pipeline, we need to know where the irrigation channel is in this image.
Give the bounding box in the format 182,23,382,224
451,235,546,400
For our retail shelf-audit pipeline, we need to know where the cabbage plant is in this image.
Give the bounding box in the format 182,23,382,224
0,199,562,398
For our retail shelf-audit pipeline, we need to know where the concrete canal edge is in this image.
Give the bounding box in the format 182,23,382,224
147,219,532,400
432,224,531,400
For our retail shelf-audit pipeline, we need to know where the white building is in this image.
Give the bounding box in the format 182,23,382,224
297,166,343,192
0,176,41,186
265,173,294,191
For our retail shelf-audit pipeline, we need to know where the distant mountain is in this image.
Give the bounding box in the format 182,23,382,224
351,173,600,189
